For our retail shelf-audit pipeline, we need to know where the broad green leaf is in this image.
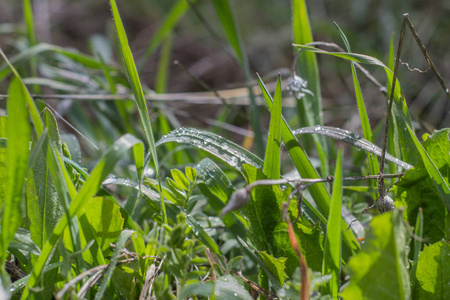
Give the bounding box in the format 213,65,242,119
171,168,190,191
395,129,450,243
83,197,124,252
180,281,213,298
7,227,40,255
256,74,360,257
322,149,343,298
291,0,328,177
22,134,143,298
340,210,411,300
263,75,282,179
212,274,252,300
1,78,31,264
414,241,450,299
404,125,450,210
109,0,165,221
258,251,288,288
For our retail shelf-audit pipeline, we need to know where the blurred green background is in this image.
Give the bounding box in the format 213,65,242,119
1,0,449,130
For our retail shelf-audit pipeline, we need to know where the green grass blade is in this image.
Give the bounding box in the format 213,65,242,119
186,215,222,256
137,0,192,70
292,126,412,170
156,127,263,172
263,75,282,179
322,149,343,298
210,0,264,156
0,78,31,264
335,23,380,178
256,74,360,255
294,43,418,164
0,43,106,81
410,208,423,289
21,134,143,298
109,0,166,222
292,0,328,177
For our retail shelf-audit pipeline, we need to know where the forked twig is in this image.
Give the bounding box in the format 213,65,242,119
378,13,449,210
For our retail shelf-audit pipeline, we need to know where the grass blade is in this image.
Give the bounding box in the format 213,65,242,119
256,74,360,256
335,23,380,178
263,75,282,179
109,0,166,222
0,78,31,264
210,0,264,156
156,127,263,172
410,208,423,289
292,126,412,170
292,0,329,177
322,149,343,298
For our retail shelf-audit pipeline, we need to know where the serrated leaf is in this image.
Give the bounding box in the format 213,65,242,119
258,251,287,287
414,241,450,298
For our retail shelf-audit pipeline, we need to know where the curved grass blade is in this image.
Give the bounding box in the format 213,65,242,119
263,74,282,179
186,215,221,256
334,23,380,179
293,126,412,170
293,43,417,165
292,0,329,177
21,134,143,298
256,74,360,256
0,43,106,81
109,0,165,222
156,127,263,172
322,149,343,298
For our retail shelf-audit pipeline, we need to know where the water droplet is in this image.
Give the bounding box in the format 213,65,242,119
224,277,228,281
234,293,238,296
314,125,321,131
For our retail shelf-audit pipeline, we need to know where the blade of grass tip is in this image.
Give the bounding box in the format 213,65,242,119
334,23,380,181
292,0,329,177
23,0,41,95
263,74,282,179
210,0,264,157
410,208,423,288
109,0,166,222
21,134,143,298
322,148,343,298
0,78,31,266
388,33,400,174
256,74,360,255
137,0,193,71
